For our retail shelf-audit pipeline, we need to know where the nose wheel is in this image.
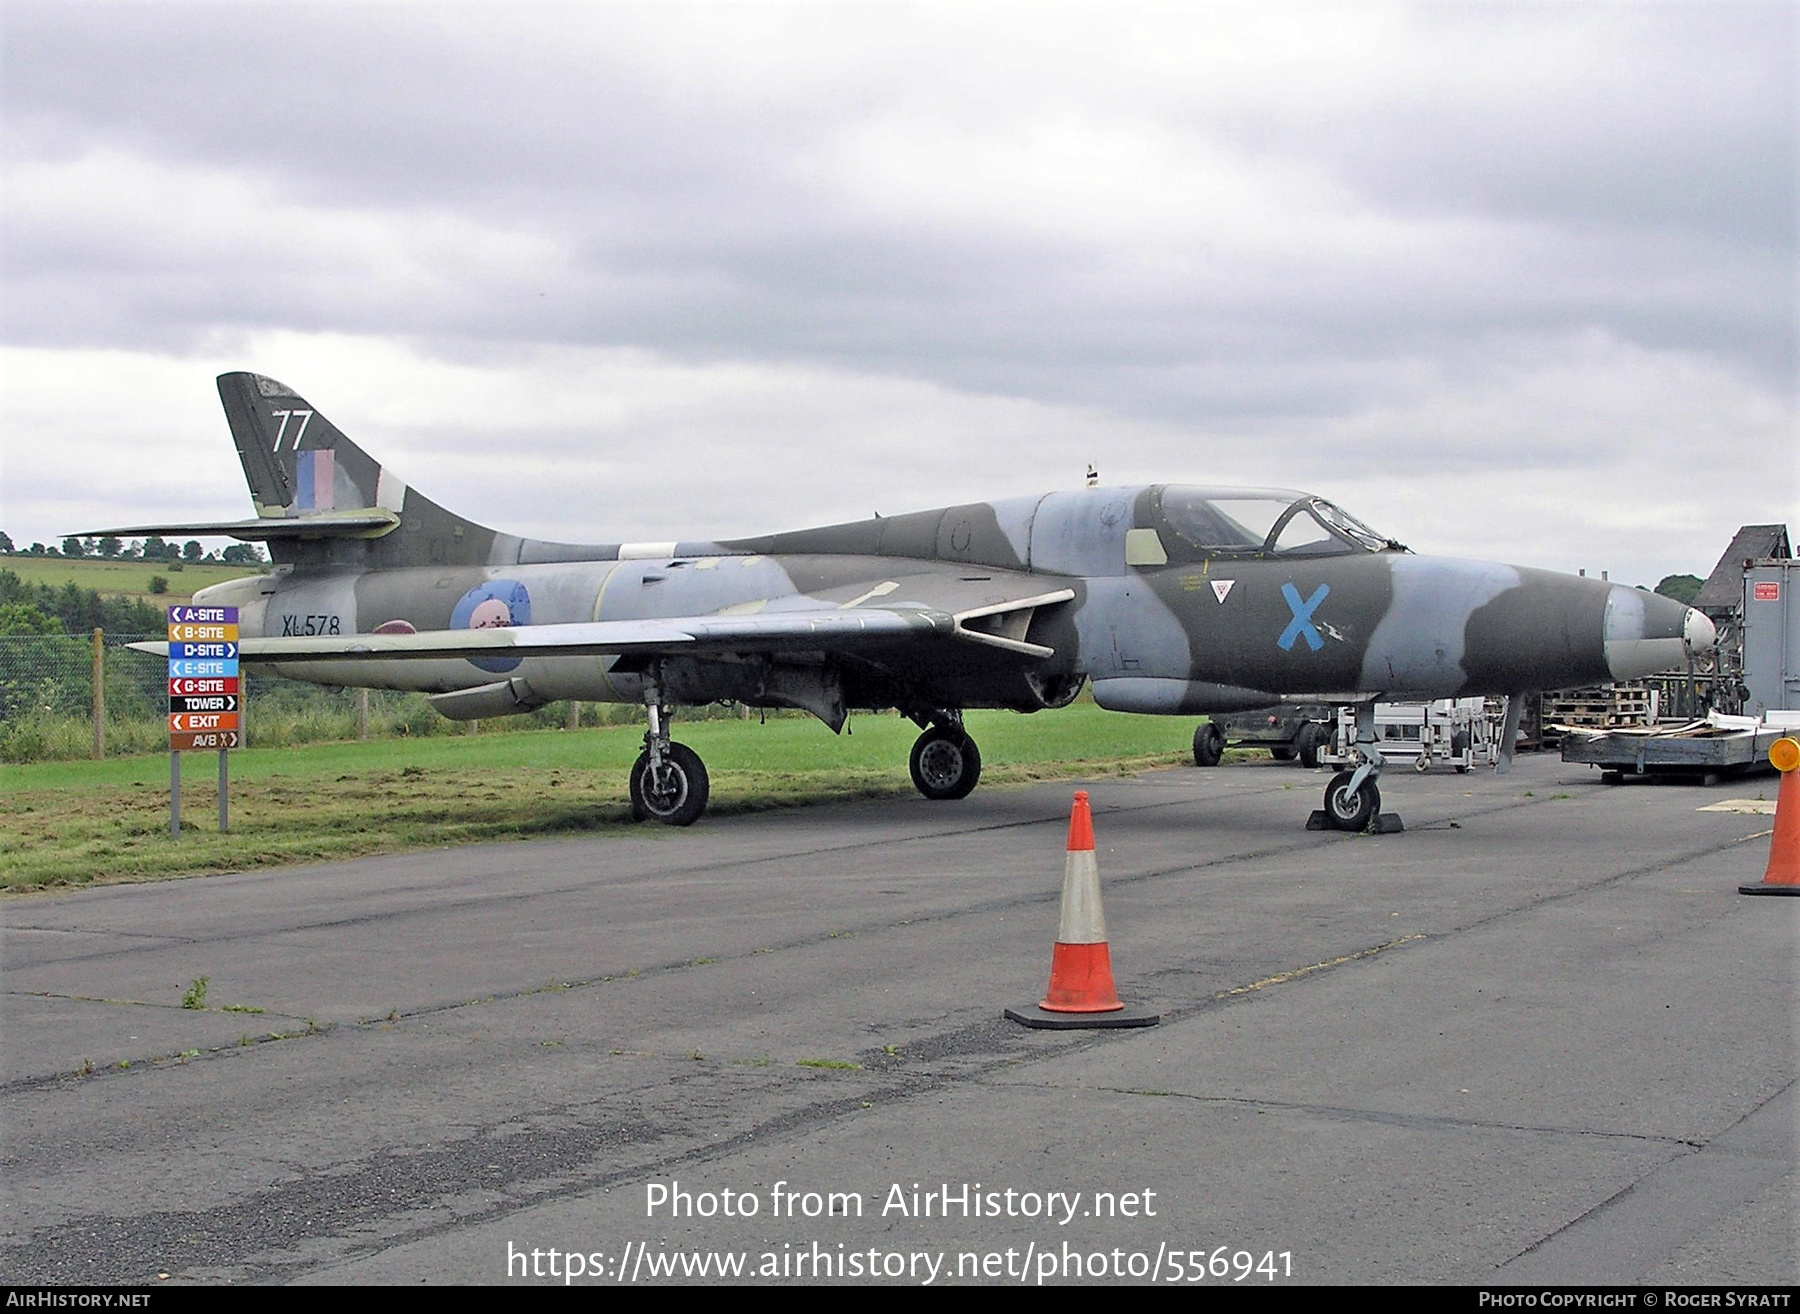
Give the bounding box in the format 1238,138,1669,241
909,722,982,800
1323,770,1380,831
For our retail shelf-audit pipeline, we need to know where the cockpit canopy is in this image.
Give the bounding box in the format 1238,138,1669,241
1154,486,1398,560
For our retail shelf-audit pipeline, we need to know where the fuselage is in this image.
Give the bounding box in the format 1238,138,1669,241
195,484,1714,722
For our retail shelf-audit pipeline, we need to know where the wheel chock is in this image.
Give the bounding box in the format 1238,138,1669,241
1306,810,1404,833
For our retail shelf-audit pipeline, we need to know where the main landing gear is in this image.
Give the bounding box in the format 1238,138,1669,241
908,713,982,801
1310,704,1400,833
630,696,709,827
626,693,987,825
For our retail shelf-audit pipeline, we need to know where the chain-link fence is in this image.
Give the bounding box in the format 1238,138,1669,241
1,632,152,761
0,632,782,763
0,632,547,762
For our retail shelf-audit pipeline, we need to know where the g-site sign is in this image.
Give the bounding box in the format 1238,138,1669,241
168,606,241,750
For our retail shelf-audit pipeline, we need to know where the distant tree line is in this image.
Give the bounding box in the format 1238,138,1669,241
0,531,265,566
0,570,163,636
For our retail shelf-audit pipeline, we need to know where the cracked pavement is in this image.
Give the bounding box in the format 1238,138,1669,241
2,755,1794,1284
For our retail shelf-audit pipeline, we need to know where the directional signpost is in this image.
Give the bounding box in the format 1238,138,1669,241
168,605,239,837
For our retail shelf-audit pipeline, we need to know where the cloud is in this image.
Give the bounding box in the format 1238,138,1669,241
1,2,1792,588
6,326,1789,590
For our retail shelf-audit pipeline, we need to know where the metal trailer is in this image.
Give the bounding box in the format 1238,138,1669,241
1560,715,1796,784
1318,698,1501,774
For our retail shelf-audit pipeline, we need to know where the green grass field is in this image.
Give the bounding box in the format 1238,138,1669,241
2,556,256,603
1,704,1208,892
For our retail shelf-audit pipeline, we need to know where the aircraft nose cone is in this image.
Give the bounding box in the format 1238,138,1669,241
1603,587,1714,681
1684,607,1717,657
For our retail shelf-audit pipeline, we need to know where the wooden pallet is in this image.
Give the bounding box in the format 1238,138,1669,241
1540,684,1653,745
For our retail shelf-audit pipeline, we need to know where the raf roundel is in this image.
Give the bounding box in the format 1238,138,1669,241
451,580,531,673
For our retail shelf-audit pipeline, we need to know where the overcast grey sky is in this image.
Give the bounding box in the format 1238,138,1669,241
2,1,1794,585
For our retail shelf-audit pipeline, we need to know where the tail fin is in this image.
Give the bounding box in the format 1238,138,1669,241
216,372,504,569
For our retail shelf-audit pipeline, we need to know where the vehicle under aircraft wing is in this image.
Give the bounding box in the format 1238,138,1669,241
106,372,1717,828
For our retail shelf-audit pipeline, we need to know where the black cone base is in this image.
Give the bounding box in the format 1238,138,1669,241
1005,1003,1161,1030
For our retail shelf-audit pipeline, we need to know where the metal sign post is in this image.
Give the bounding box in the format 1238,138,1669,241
167,605,240,836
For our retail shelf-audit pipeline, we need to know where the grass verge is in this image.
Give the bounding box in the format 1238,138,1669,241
2,705,1199,892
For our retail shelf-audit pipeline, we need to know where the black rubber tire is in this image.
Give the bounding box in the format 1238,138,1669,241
1192,722,1225,767
629,742,710,826
1324,770,1379,832
1270,744,1297,761
1296,722,1324,770
910,726,981,800
1451,729,1472,774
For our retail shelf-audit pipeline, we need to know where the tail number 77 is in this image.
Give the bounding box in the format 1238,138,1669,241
270,409,314,452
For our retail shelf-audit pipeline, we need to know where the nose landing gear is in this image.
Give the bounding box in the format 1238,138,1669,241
1309,704,1402,833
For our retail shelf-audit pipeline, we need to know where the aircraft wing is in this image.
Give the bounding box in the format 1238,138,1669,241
130,587,1076,663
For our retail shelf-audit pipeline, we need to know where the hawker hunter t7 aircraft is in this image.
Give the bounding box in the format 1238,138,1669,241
106,373,1716,829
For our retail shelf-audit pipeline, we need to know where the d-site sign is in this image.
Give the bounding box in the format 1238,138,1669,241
168,605,241,750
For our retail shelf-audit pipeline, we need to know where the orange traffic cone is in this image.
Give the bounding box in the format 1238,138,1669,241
1741,737,1800,896
1006,791,1159,1030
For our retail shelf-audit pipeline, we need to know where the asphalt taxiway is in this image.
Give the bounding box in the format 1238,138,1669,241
2,752,1794,1285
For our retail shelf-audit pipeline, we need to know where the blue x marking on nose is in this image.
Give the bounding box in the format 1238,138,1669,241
1278,582,1330,652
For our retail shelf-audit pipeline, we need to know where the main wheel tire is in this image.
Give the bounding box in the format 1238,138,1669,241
1296,722,1324,770
910,726,981,800
1270,744,1297,761
1451,729,1472,773
1193,722,1225,767
1324,770,1379,832
629,742,710,826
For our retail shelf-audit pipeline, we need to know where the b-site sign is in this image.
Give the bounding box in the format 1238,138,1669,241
168,605,240,750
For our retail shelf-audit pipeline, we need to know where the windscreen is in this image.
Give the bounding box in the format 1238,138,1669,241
1158,491,1296,552
1158,488,1392,557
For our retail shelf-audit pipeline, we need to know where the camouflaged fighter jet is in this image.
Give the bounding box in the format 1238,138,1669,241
106,372,1718,830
